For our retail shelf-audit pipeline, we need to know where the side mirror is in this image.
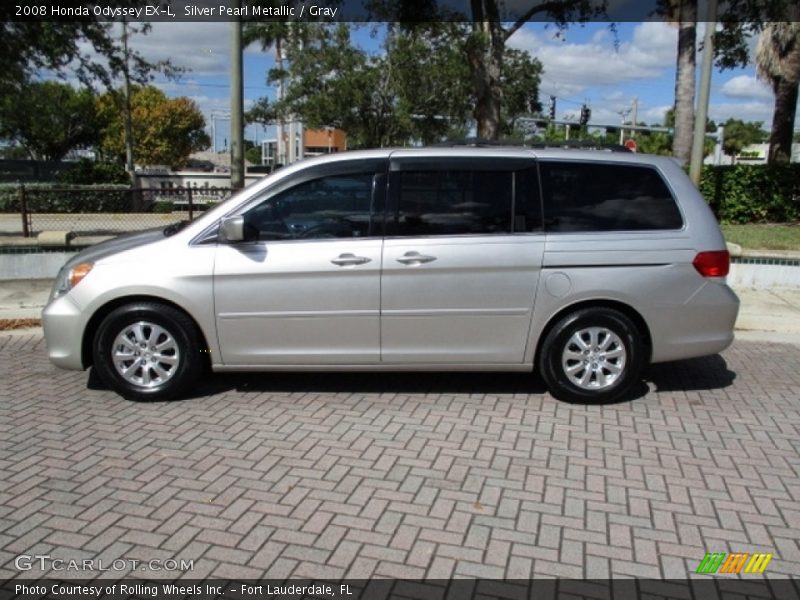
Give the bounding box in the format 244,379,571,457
219,215,245,242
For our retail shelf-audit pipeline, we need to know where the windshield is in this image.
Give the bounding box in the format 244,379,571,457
183,175,272,228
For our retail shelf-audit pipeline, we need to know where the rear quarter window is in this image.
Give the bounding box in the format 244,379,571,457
540,162,683,232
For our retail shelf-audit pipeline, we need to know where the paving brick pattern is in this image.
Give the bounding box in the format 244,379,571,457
1,333,799,580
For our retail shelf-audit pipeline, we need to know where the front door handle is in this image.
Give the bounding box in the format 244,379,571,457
396,251,437,266
331,253,371,267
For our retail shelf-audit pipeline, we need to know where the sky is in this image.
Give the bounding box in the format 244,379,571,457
114,20,793,151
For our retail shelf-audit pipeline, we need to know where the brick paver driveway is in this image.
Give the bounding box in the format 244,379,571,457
1,332,798,580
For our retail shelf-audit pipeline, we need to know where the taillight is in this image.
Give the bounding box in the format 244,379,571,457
693,250,730,277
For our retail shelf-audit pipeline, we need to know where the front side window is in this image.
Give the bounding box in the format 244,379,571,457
540,162,683,232
387,170,513,236
243,173,375,240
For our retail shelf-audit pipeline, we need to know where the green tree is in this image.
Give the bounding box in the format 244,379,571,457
385,23,476,144
450,1,605,139
501,48,544,135
97,86,209,169
359,1,606,140
0,6,177,97
274,24,399,148
721,118,767,160
257,23,542,147
0,81,100,160
244,140,262,166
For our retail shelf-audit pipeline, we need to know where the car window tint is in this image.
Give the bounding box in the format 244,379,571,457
389,170,513,236
243,173,374,240
540,162,683,232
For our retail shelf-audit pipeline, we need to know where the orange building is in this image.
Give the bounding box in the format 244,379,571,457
260,126,348,169
303,128,347,155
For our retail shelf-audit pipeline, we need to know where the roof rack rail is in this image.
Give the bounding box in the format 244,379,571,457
431,138,632,152
431,138,526,147
526,140,632,152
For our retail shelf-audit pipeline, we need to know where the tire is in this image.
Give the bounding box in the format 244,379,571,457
92,302,202,401
539,307,644,403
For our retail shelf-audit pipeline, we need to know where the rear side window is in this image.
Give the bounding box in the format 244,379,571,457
540,162,683,232
387,170,513,236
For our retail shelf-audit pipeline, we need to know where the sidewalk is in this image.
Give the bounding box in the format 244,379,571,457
2,278,799,340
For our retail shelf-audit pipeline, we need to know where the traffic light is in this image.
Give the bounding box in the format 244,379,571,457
548,96,556,120
579,104,591,127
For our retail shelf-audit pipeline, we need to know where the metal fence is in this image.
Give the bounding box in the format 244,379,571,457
0,185,235,239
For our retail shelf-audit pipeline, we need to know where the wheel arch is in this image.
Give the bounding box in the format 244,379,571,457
533,299,653,369
81,295,212,369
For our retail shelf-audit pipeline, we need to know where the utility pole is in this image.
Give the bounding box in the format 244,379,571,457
631,97,638,139
121,21,135,184
230,5,244,190
689,0,718,186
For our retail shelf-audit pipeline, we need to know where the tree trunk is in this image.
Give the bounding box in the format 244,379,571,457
768,76,799,163
467,20,504,140
672,1,697,163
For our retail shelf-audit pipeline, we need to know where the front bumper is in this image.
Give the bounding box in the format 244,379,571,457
42,294,87,370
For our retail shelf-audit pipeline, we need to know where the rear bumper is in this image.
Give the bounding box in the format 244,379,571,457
42,294,86,371
649,280,739,363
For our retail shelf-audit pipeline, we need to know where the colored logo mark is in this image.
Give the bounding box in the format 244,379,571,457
696,552,773,574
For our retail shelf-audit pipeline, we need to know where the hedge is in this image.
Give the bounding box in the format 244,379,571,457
0,183,132,213
699,163,800,224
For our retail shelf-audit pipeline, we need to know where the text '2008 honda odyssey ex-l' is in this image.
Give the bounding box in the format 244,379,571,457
43,146,739,403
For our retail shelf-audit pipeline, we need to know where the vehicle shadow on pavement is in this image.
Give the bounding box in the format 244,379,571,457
153,353,733,404
195,370,551,397
643,354,736,393
87,354,735,404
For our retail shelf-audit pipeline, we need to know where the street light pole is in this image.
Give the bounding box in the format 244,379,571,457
689,0,718,186
230,5,245,190
121,20,136,184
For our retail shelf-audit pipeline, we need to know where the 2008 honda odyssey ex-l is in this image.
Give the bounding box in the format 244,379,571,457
43,147,739,403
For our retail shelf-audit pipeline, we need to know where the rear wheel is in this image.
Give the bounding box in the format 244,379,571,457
93,302,202,401
539,307,644,403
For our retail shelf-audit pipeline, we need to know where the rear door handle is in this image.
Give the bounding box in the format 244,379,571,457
396,251,437,266
331,253,371,267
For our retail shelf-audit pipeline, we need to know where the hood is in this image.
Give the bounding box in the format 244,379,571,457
63,227,168,270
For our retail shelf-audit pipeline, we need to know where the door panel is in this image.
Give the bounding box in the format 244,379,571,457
381,236,543,363
212,165,386,366
214,240,381,365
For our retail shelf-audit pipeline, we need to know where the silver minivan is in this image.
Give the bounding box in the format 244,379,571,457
42,147,739,403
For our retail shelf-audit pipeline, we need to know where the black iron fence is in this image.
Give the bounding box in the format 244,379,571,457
0,185,235,239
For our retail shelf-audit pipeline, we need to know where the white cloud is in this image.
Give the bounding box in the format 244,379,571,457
720,75,772,101
708,101,775,127
509,22,676,96
128,22,231,77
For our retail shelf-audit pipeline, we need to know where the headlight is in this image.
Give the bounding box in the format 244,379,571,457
51,262,93,300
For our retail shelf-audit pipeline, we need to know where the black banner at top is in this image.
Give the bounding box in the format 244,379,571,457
4,0,800,23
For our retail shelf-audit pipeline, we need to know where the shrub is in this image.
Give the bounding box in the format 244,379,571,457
151,201,174,213
57,159,130,185
0,183,132,213
700,164,800,224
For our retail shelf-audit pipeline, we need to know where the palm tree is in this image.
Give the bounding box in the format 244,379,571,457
243,20,290,163
669,0,698,163
756,22,800,163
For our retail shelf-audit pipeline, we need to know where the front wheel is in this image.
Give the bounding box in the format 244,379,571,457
539,307,645,403
92,302,202,401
